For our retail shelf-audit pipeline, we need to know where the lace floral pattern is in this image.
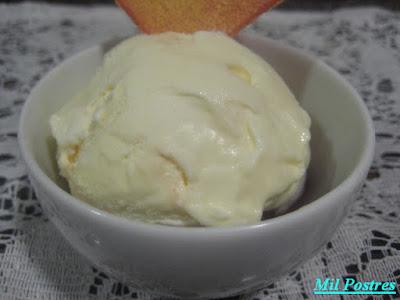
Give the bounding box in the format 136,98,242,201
0,3,399,299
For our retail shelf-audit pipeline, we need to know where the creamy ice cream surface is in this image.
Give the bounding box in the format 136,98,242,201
50,31,311,227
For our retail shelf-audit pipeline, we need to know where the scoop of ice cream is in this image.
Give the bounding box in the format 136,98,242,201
50,31,311,227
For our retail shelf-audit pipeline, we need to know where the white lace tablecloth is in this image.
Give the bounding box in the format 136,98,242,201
0,3,399,300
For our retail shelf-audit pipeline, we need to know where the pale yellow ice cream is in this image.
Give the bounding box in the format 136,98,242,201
50,31,311,227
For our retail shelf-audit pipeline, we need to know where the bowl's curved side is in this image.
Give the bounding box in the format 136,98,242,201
18,34,374,298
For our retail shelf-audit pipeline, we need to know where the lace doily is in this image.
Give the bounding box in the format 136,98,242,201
0,3,399,299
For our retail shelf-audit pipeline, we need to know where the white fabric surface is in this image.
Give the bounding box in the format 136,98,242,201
0,3,399,299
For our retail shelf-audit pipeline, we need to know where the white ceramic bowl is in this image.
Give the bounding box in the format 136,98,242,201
18,33,374,299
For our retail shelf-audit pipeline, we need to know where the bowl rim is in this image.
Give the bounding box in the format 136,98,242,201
18,33,375,235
